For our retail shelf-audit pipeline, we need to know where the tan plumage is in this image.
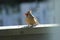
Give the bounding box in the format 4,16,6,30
25,10,39,27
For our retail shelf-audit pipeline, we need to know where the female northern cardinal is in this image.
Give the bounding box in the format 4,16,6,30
25,10,39,27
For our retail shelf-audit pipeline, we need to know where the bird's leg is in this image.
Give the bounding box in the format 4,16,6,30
30,25,34,28
28,24,30,27
27,24,31,28
31,24,37,28
28,24,37,28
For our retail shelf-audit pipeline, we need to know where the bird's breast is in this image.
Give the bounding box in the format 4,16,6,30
26,17,36,25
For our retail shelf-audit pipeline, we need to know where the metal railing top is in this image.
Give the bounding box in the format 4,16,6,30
0,24,59,30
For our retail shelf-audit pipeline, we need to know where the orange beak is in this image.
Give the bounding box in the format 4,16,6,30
25,13,28,16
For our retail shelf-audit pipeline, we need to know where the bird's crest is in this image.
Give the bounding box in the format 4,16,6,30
27,10,32,14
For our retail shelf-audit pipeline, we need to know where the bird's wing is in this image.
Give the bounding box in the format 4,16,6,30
36,16,40,23
33,16,40,24
30,14,40,24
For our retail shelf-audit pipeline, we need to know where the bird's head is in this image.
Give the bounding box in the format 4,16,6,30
25,10,32,17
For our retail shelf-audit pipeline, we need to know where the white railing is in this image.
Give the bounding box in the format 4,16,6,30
0,24,59,30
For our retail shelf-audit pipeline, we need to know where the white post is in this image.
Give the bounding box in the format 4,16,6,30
54,0,60,24
2,5,8,26
7,6,13,26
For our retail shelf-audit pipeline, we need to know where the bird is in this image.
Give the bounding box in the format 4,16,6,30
25,10,39,27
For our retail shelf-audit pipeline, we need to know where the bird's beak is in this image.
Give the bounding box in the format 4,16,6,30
25,13,28,16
